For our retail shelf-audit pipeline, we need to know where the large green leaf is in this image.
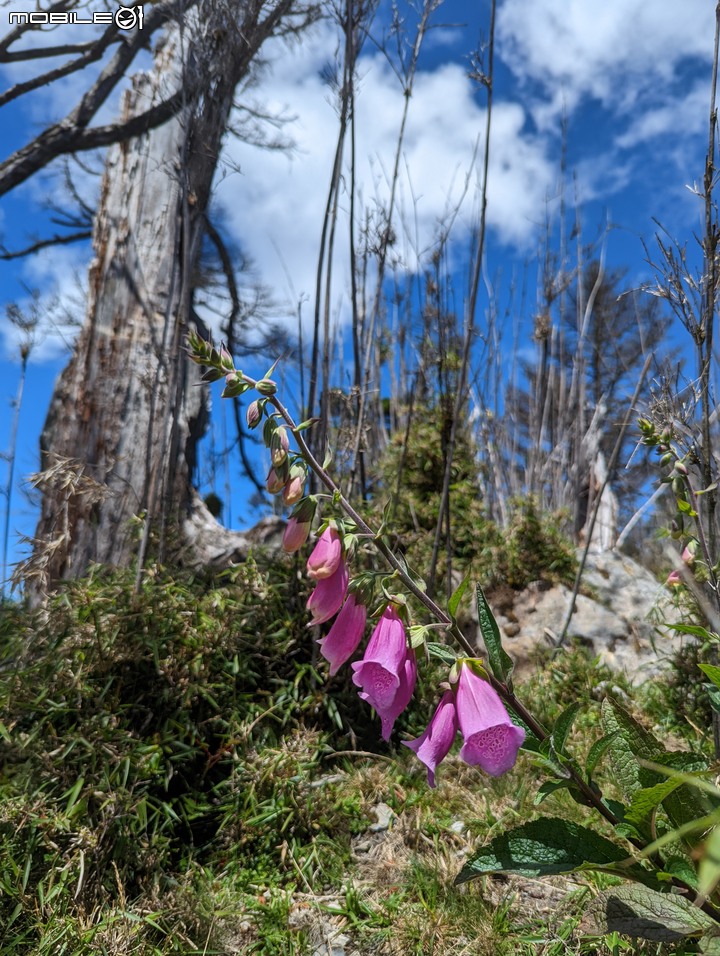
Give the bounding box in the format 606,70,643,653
626,779,685,826
602,701,712,839
583,884,719,942
455,817,629,884
602,701,661,804
475,584,513,683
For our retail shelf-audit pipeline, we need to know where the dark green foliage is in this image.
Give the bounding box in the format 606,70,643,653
374,411,576,593
0,562,378,951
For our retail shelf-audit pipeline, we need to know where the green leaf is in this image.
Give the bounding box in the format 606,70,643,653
552,702,581,756
659,854,699,889
64,775,84,815
201,367,225,383
626,779,684,826
455,817,629,884
700,664,720,690
426,642,457,666
586,732,620,778
582,884,719,942
668,623,714,639
534,780,573,805
699,826,720,899
677,498,698,517
601,699,664,801
476,584,514,683
294,418,317,432
708,685,720,714
700,935,720,953
448,571,471,618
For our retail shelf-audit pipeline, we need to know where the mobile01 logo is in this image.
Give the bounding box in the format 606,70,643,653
8,5,144,30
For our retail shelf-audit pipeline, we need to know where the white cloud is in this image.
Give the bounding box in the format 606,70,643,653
497,0,714,123
215,24,555,331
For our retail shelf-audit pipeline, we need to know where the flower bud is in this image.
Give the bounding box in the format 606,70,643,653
256,378,277,396
246,400,262,429
271,427,290,468
219,345,234,371
282,516,312,553
282,496,317,553
266,466,287,494
671,476,685,496
283,470,305,506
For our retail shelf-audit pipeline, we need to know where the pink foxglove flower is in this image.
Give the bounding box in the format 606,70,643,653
317,593,367,675
307,558,348,625
402,690,458,788
307,525,342,580
456,663,525,777
665,568,682,588
351,605,417,741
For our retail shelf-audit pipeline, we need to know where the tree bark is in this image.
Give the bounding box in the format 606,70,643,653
30,0,300,592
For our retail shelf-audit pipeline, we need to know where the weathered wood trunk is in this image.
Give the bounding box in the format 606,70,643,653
30,1,296,592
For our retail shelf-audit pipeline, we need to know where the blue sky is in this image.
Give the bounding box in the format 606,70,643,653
0,0,715,582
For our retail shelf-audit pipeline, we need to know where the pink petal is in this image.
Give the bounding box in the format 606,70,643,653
317,594,367,676
455,664,524,777
402,690,458,787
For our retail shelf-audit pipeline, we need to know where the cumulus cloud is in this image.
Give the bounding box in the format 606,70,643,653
215,23,555,330
497,0,714,123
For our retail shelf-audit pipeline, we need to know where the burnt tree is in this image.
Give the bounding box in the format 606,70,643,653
1,0,314,591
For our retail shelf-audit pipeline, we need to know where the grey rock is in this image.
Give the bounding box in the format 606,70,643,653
483,549,688,682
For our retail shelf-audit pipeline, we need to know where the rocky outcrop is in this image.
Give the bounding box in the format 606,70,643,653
484,550,688,682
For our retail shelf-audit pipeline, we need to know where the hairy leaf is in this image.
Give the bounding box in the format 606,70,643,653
455,818,629,884
582,884,719,942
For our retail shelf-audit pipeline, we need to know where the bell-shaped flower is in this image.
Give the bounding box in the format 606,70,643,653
307,558,348,625
455,663,525,777
317,593,367,676
307,525,342,580
402,690,458,788
377,651,417,742
351,605,417,741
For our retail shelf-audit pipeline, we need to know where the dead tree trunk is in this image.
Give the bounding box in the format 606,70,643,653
29,1,300,593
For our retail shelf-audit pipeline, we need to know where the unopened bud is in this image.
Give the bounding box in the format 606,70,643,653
674,461,689,476
219,345,234,371
283,470,305,506
266,466,287,495
271,427,289,467
256,378,277,396
246,400,262,429
671,476,685,496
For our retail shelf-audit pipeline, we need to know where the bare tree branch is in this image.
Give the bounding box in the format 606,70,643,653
0,0,193,197
0,231,92,260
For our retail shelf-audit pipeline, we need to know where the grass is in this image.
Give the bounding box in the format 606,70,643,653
0,564,708,955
